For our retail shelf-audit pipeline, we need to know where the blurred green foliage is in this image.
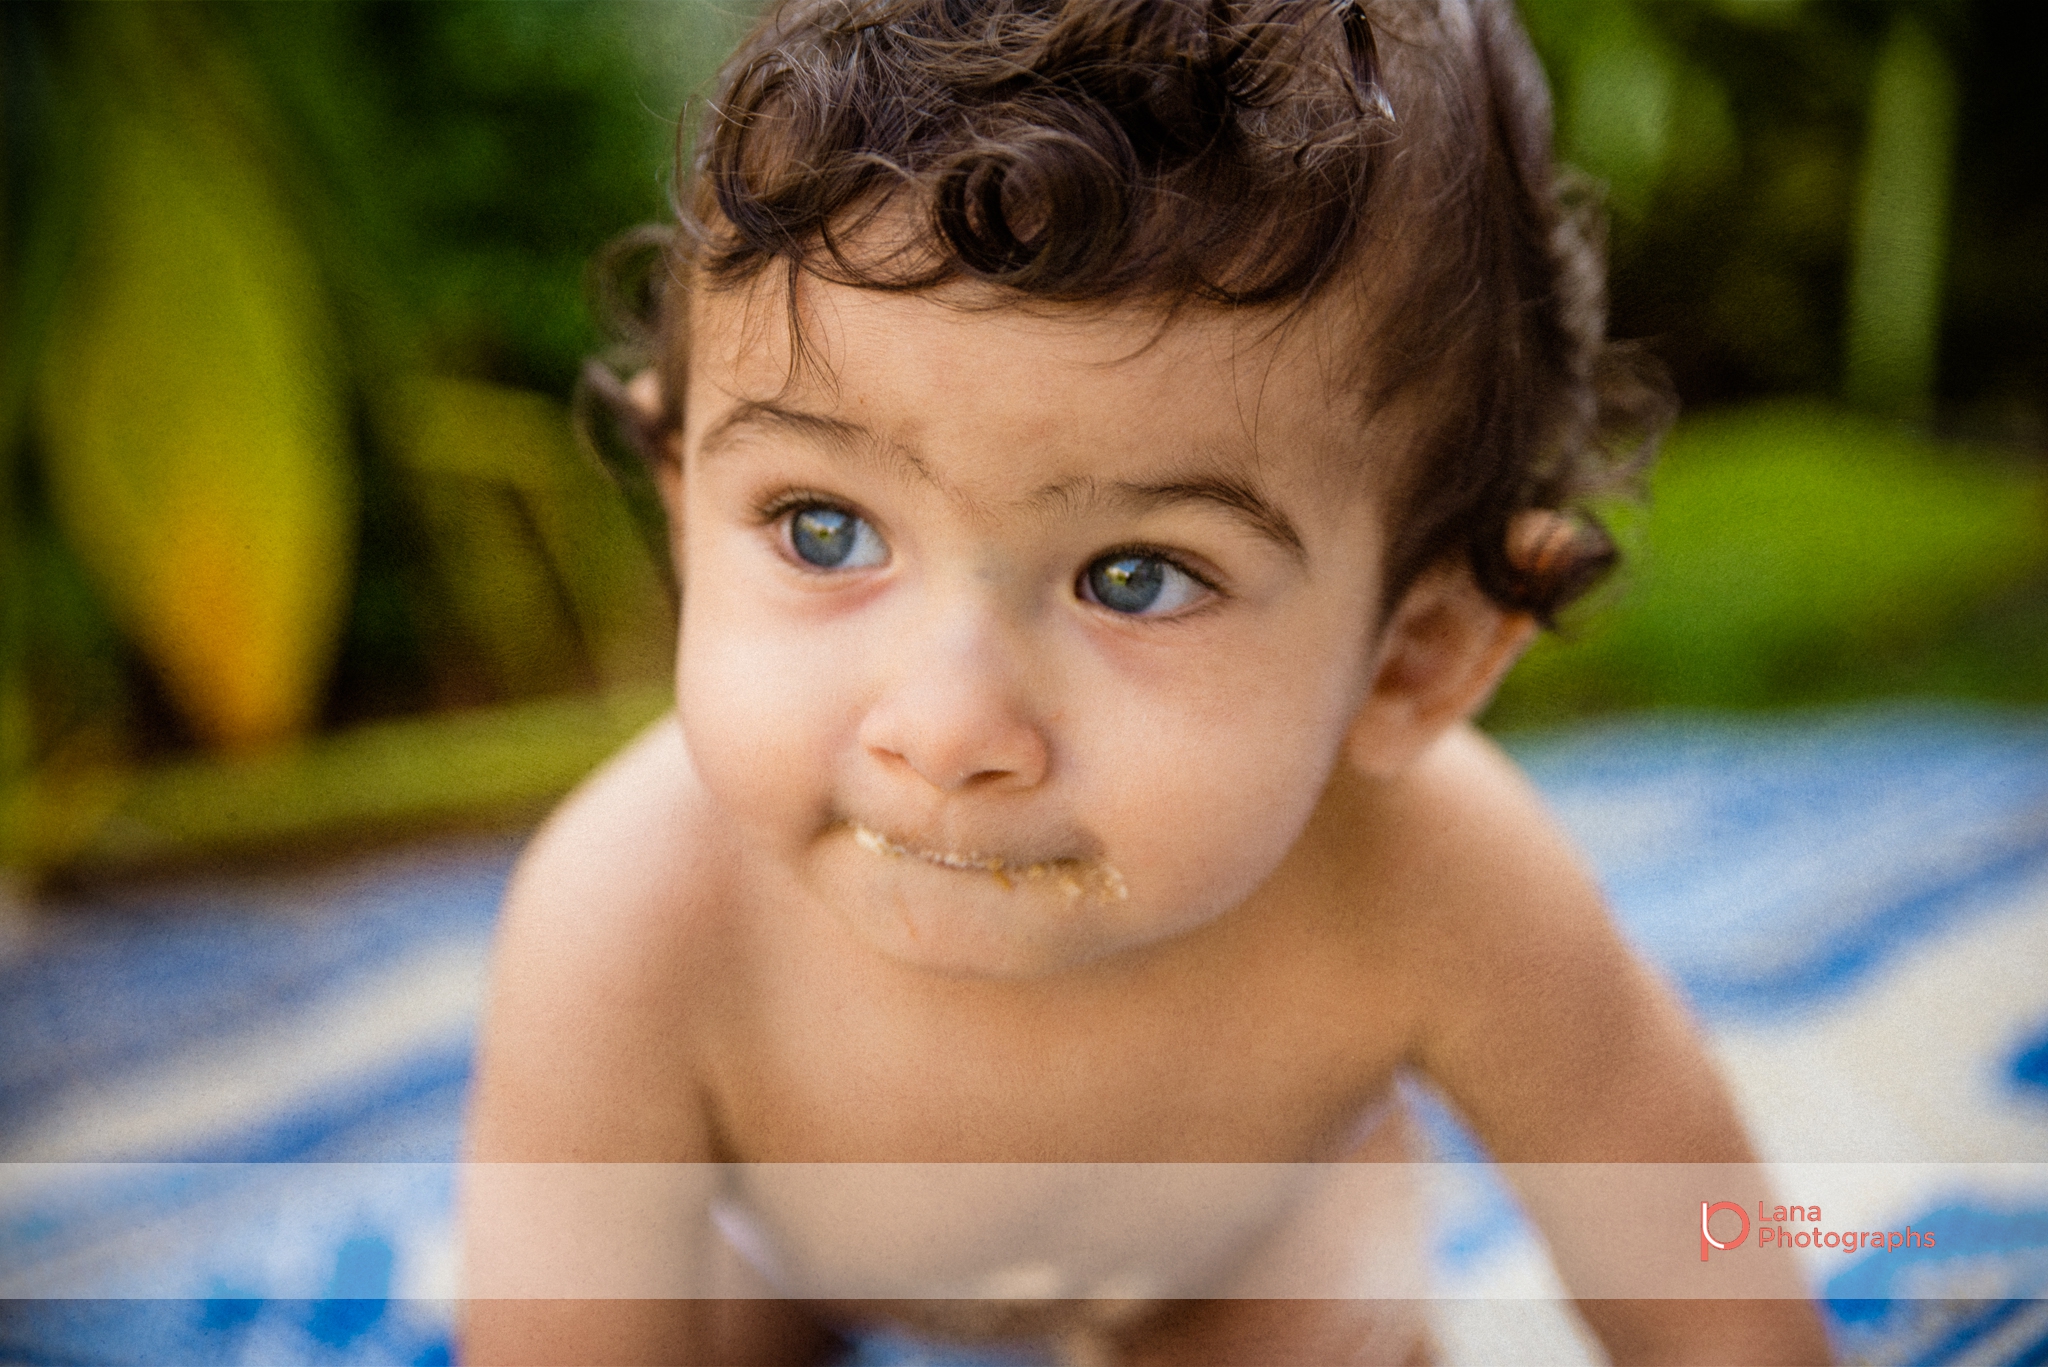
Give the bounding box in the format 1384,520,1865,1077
1489,403,2048,725
1,0,2043,880
37,27,356,751
1493,0,2047,724
1526,0,2045,429
2,1,745,876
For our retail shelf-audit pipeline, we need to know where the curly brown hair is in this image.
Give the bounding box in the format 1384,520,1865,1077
584,0,1670,623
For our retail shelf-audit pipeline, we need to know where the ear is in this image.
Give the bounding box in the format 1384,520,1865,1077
619,369,686,512
1343,555,1537,779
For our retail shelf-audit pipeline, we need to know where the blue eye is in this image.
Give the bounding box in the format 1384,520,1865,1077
1081,553,1207,616
789,505,886,569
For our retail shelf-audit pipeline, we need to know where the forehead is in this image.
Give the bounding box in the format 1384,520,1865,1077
680,273,1395,502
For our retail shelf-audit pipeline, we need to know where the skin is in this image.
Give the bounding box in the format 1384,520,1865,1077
462,274,1834,1365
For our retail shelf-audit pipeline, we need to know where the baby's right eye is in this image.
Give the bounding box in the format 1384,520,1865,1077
786,504,888,570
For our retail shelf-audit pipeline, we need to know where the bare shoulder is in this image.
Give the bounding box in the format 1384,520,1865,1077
1365,745,1831,1359
1358,721,1606,951
1379,721,1625,1032
502,714,733,938
1363,724,1752,1164
469,714,736,1161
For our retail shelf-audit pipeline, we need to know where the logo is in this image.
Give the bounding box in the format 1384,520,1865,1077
1700,1200,1749,1261
1696,1199,1938,1260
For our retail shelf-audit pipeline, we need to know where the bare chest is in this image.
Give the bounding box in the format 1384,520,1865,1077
691,912,1425,1324
701,1098,1428,1342
709,909,1416,1162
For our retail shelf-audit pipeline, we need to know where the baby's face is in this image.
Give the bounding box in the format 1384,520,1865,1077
672,277,1400,976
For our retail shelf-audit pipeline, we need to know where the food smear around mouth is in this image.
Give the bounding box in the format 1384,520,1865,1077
850,823,1129,903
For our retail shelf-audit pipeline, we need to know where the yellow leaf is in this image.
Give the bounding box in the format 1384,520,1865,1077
35,103,354,752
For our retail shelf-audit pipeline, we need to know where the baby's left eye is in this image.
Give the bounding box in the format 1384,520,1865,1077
1079,552,1209,616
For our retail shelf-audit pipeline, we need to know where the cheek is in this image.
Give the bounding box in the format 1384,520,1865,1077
1105,742,1328,930
673,571,864,839
1074,622,1368,916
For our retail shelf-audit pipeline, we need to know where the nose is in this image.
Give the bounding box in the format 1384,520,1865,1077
857,611,1051,793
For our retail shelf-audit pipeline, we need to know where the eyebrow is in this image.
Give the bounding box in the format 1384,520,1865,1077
696,400,939,486
1033,473,1308,562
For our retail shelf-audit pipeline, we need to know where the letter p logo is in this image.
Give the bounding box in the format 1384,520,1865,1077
1701,1201,1750,1261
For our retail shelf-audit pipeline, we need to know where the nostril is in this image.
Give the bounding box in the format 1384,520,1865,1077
856,637,1052,792
860,711,1050,793
951,760,1027,791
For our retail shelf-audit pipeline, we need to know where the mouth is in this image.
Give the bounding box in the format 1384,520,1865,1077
848,822,1128,902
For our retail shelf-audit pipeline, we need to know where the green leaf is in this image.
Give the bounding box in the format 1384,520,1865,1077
74,683,671,879
34,95,355,752
384,376,671,696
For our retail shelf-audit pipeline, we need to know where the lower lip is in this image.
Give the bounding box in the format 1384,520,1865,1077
848,823,1127,902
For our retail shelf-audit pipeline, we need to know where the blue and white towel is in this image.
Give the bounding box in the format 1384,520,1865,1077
3,704,2045,1365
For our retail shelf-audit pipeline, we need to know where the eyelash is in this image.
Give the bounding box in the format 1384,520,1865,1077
1085,544,1220,593
752,488,847,526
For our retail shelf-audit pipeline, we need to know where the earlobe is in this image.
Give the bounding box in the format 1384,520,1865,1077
624,369,665,428
1343,562,1537,778
615,369,688,583
653,435,685,511
625,370,686,511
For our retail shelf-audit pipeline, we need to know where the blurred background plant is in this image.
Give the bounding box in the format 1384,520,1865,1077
1490,0,2048,724
1,1,741,882
0,0,2042,885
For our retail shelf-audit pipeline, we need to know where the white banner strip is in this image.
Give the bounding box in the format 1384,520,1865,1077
4,1162,2043,1300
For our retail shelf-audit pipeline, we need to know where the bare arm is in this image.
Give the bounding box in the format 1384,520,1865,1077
1403,730,1833,1366
461,719,841,1366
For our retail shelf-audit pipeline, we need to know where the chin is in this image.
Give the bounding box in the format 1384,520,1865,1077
859,935,1086,980
818,848,1191,980
835,886,1133,980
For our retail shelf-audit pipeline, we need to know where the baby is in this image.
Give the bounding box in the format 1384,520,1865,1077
463,0,1831,1362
